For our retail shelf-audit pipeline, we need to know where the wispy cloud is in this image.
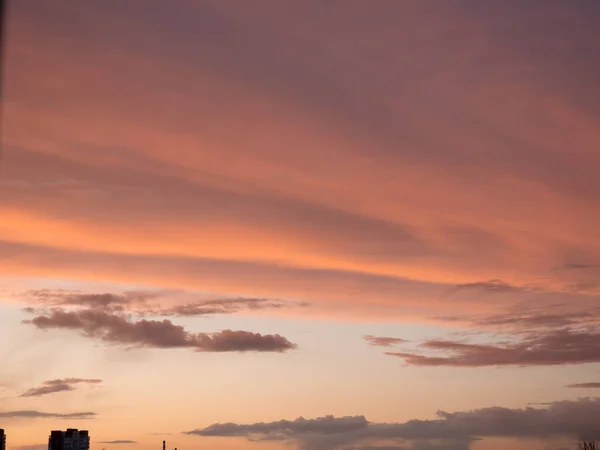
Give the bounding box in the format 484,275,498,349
25,290,150,309
156,297,308,317
15,444,49,450
20,378,102,397
470,312,598,329
24,289,307,317
24,308,296,352
364,335,407,347
0,410,96,419
566,382,600,389
552,264,600,272
435,301,600,332
384,328,600,367
451,280,522,294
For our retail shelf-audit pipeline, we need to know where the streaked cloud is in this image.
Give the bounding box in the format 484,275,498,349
15,445,49,450
566,383,600,389
0,410,97,419
20,378,102,397
384,328,600,367
364,336,407,347
0,0,599,327
23,288,307,317
451,280,522,294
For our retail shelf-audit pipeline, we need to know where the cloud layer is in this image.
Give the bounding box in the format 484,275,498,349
20,378,102,397
0,0,599,326
186,398,600,449
0,410,96,419
24,308,296,352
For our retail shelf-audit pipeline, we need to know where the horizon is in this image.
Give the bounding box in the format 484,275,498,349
1,1,599,450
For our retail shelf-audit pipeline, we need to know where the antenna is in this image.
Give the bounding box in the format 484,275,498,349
163,441,166,450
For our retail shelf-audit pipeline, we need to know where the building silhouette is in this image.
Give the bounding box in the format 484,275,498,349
48,429,90,450
0,429,5,450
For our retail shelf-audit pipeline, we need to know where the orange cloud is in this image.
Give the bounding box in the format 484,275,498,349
1,0,599,326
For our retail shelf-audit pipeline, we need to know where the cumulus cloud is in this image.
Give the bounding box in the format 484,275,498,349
566,383,600,389
20,378,102,397
23,308,296,352
185,398,600,450
364,336,407,347
383,328,600,367
0,410,96,419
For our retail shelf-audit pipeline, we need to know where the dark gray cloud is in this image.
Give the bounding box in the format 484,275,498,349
20,378,102,397
185,398,600,450
0,410,96,419
384,328,600,367
97,441,137,444
566,383,600,389
24,308,296,352
364,336,407,347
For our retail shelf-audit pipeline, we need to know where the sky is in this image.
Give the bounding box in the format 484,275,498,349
1,1,600,449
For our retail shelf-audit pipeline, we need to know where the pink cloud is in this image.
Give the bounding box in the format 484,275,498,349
1,0,599,329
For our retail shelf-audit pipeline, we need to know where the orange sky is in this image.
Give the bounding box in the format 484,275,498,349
1,1,600,450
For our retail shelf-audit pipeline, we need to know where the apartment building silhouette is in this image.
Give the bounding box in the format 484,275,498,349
48,429,90,450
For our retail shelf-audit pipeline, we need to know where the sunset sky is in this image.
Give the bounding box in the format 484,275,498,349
1,1,600,450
